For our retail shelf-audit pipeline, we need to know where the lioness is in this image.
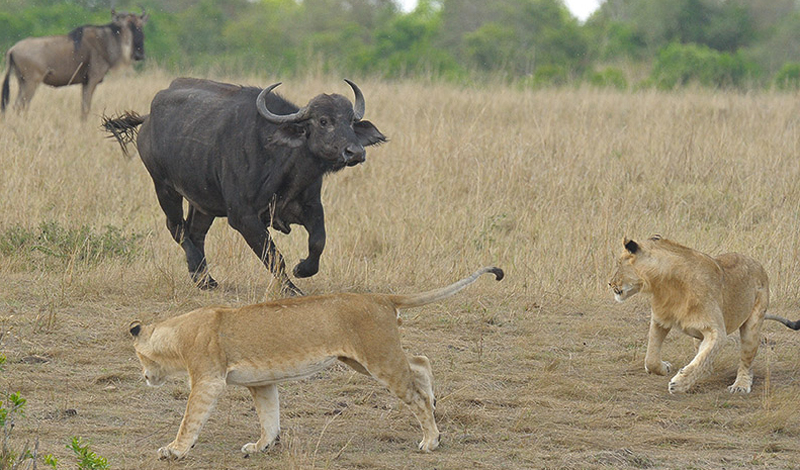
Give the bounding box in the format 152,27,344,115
608,236,799,394
129,266,504,460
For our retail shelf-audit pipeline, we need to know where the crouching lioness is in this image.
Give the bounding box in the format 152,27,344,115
129,266,504,460
608,236,798,394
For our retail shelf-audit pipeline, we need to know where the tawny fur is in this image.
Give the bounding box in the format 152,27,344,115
129,266,503,460
608,236,797,394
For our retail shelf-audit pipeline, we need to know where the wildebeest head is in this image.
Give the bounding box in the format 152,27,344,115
112,9,148,61
258,80,386,168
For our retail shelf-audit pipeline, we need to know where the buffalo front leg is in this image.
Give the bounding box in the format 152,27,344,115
644,317,672,376
241,385,280,455
294,202,325,279
228,213,303,296
158,377,225,460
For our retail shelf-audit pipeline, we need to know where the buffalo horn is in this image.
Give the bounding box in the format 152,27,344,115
344,79,365,121
256,83,311,124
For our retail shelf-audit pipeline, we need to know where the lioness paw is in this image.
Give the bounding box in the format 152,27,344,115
728,377,753,394
668,375,692,394
157,445,186,460
241,443,260,455
418,437,440,453
645,361,671,376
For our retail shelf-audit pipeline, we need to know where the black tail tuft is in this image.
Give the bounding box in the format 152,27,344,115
489,267,504,281
765,314,800,330
2,54,12,113
102,111,145,158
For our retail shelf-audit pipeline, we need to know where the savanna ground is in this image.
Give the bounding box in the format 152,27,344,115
1,68,800,470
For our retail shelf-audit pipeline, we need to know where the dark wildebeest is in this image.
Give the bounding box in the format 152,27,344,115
103,78,386,295
1,9,148,119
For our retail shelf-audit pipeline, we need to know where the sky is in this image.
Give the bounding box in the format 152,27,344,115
397,0,602,22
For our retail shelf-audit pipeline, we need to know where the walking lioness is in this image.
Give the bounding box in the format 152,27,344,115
608,236,799,394
129,266,504,460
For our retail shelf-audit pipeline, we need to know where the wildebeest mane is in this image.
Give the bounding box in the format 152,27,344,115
67,22,120,51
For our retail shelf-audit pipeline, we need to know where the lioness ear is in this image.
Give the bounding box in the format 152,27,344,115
129,320,142,337
624,239,639,254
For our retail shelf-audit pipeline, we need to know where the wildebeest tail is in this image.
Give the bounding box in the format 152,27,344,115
765,314,800,330
388,266,504,310
1,52,13,113
102,111,146,158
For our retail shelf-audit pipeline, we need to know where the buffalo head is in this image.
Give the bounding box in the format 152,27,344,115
257,80,386,168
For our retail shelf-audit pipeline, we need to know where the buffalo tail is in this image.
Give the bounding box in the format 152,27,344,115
102,111,146,158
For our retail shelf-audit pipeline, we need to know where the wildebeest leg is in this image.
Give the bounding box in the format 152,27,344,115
293,202,325,279
185,205,217,289
81,80,99,120
15,75,41,111
153,183,208,289
228,213,303,296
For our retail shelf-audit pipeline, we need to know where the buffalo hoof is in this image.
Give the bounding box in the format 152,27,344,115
293,259,319,278
192,273,218,290
281,282,304,297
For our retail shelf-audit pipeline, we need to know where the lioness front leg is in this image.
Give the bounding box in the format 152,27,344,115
668,327,723,394
159,378,226,460
241,384,280,455
644,318,671,376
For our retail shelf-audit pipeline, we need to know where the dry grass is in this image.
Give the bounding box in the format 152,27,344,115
0,69,799,469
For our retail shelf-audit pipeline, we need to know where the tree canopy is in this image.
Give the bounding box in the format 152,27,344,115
3,0,800,89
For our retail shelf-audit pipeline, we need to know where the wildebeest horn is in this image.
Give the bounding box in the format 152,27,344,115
256,83,311,124
344,79,365,121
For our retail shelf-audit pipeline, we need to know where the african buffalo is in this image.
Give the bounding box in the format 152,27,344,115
2,9,148,119
103,78,386,295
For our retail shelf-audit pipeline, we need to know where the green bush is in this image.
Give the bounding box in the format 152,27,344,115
774,62,800,90
650,42,758,89
588,67,628,90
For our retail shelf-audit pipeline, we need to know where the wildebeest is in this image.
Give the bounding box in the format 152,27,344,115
103,78,386,295
1,9,148,119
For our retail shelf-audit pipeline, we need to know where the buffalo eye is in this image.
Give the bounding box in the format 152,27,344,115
319,117,329,126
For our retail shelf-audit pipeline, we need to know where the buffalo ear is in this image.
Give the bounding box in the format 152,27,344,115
129,320,142,337
354,120,386,147
624,239,639,254
271,124,307,148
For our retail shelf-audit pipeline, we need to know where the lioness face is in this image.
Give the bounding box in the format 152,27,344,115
608,241,645,302
135,352,168,387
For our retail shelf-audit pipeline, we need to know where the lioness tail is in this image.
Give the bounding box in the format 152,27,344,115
388,267,504,310
765,314,800,330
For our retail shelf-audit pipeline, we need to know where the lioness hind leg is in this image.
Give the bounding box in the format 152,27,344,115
370,354,439,452
242,384,280,455
729,301,767,394
669,326,724,394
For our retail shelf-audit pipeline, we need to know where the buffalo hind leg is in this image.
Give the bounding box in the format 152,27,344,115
228,212,302,296
153,183,209,289
186,205,217,289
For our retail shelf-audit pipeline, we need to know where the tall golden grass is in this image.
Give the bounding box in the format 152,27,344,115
0,70,799,469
